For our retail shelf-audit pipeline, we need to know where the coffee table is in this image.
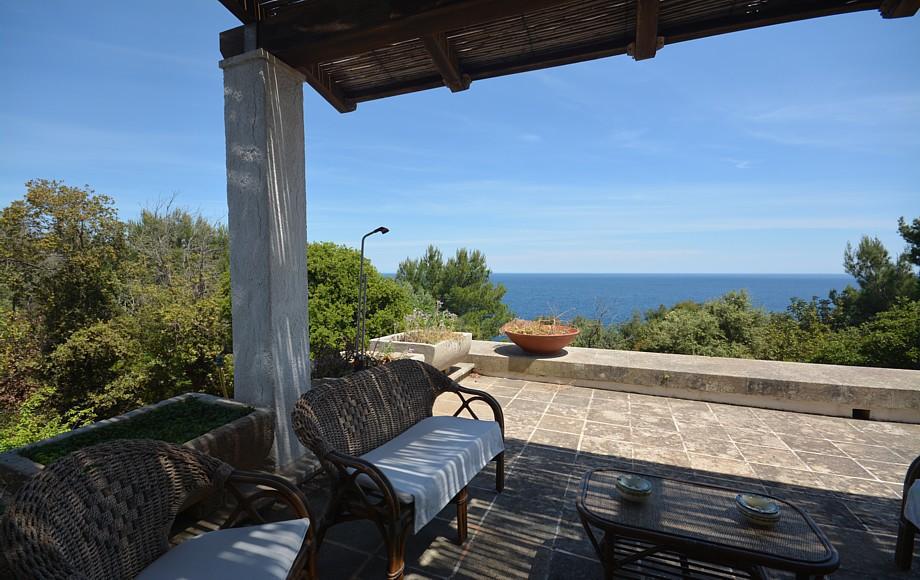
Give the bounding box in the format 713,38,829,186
576,468,839,579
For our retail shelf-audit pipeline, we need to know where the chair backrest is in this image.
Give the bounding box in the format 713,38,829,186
292,359,454,460
1,439,230,580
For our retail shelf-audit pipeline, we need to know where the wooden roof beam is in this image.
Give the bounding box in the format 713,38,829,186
629,0,662,61
218,0,262,23
880,0,920,17
224,0,581,64
422,33,470,92
300,64,357,114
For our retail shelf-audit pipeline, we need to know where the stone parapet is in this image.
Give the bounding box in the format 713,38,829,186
466,341,920,422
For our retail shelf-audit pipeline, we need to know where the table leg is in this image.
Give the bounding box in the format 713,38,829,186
601,532,615,580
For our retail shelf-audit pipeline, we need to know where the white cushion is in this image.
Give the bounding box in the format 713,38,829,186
359,416,504,533
906,480,920,529
137,519,309,580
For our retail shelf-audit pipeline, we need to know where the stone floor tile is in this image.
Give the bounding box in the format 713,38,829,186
522,381,561,393
579,436,632,459
796,452,875,478
752,463,823,488
631,427,684,449
737,444,809,469
544,401,590,420
633,445,692,468
585,406,629,426
688,453,756,477
629,402,673,418
725,428,789,449
682,437,744,460
507,398,550,415
630,415,678,433
582,421,631,441
537,414,585,435
591,389,629,401
843,496,903,536
858,459,910,484
834,442,905,463
777,434,845,456
816,474,900,498
530,428,580,449
545,550,603,580
476,384,523,400
515,389,556,402
675,423,729,441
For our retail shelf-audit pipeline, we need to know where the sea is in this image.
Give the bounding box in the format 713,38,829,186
489,273,854,324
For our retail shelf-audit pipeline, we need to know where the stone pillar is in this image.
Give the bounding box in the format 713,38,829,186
220,49,309,468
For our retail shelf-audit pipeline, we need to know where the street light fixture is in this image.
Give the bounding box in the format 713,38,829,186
355,226,389,368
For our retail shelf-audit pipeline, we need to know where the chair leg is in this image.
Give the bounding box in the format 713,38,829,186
384,520,411,580
496,452,505,493
455,486,469,544
895,520,916,570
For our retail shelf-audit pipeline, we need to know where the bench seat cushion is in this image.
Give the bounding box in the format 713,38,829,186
360,416,504,533
906,480,920,529
137,519,309,580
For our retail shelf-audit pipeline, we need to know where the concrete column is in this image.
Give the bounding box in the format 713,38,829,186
220,49,309,468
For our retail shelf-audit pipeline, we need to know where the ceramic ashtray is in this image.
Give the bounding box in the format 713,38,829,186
615,474,652,503
735,493,781,527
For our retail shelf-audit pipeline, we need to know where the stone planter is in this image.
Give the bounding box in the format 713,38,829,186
0,393,273,497
370,332,472,371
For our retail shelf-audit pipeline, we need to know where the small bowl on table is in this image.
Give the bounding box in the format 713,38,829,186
735,494,781,527
615,474,652,503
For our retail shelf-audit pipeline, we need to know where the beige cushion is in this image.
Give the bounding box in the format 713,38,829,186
137,519,309,580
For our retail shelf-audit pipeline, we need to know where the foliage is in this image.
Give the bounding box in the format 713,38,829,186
0,180,126,348
307,242,411,357
396,245,513,338
18,398,251,465
0,387,78,453
400,301,459,344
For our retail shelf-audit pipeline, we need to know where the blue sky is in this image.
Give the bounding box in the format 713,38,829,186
1,2,918,274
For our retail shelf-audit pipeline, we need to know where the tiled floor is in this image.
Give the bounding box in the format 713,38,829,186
311,374,920,579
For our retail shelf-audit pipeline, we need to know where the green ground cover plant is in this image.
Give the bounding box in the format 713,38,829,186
18,398,251,465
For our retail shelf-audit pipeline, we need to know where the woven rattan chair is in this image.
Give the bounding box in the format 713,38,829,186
896,454,920,570
1,439,316,580
292,359,504,580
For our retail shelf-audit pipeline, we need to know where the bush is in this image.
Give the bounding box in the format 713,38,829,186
308,242,411,356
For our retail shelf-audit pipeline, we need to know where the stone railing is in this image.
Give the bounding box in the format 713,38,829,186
465,341,920,423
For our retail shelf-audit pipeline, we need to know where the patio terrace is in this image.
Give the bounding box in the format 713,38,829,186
306,373,920,579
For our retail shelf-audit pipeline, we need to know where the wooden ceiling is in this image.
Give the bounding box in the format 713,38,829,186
218,0,919,113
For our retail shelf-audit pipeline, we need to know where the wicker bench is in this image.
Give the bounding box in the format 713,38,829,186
896,454,920,570
292,359,505,580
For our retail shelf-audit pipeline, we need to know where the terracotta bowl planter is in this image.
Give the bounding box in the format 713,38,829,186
501,323,580,355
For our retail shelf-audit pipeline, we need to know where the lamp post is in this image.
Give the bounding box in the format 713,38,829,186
355,226,389,368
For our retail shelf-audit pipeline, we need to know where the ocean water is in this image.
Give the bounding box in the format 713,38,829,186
491,273,854,324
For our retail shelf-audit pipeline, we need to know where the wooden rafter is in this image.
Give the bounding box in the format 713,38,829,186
880,0,920,17
630,0,661,61
300,64,356,114
422,33,470,92
218,0,262,23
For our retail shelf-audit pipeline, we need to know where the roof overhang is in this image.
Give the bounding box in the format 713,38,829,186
218,0,920,113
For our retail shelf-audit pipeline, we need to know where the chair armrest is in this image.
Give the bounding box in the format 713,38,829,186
448,384,505,436
223,470,316,527
327,450,402,523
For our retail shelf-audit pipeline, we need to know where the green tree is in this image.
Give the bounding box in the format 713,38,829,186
396,245,512,338
898,216,920,271
308,242,411,356
838,236,916,323
0,180,126,347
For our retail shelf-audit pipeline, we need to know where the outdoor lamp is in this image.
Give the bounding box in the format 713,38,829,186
355,226,389,367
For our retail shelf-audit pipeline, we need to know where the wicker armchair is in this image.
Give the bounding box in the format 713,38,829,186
896,454,920,570
1,439,316,580
292,359,504,580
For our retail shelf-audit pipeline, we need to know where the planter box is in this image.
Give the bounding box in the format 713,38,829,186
370,332,472,371
0,393,273,498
